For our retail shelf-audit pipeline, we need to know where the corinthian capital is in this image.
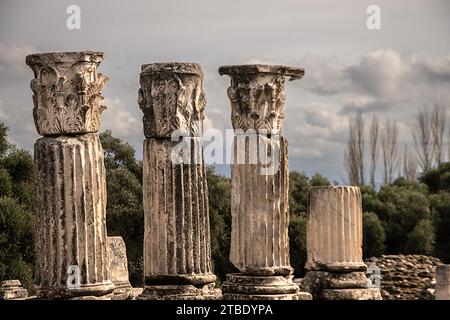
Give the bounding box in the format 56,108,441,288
26,51,108,136
219,64,304,135
138,63,206,139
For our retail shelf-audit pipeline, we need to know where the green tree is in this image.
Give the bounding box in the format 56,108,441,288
0,168,13,197
420,162,450,193
0,121,35,292
289,214,307,276
0,122,9,157
362,212,385,258
100,130,142,181
206,167,235,284
288,171,310,215
0,196,35,291
404,219,435,255
309,172,330,187
429,192,450,262
369,181,430,253
1,148,34,210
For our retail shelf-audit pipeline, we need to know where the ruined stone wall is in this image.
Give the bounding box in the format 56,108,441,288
366,255,441,300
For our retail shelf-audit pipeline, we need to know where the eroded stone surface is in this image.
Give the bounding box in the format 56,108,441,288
220,64,310,300
222,274,311,300
434,264,450,300
304,186,381,300
306,186,366,272
34,134,114,299
229,135,291,276
322,288,382,300
139,63,218,300
220,65,303,277
219,64,304,134
108,236,133,300
366,254,440,300
0,280,28,300
27,52,113,300
138,62,205,138
26,51,107,136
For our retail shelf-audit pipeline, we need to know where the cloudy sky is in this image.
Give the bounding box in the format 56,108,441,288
1,0,449,183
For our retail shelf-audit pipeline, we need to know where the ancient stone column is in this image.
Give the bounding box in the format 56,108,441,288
302,186,381,300
138,63,220,299
435,264,450,300
108,237,133,300
26,51,114,299
219,64,311,300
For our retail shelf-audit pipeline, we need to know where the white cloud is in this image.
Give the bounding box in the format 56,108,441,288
290,146,323,159
101,97,141,137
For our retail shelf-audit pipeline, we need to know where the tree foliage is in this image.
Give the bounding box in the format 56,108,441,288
362,212,385,257
206,167,236,283
0,121,35,291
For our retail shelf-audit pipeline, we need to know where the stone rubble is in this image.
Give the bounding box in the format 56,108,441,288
0,280,28,300
365,254,441,300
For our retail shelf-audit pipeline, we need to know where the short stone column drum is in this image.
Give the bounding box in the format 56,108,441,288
302,186,382,300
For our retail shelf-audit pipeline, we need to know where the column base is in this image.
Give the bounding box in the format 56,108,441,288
111,281,134,300
138,283,222,300
36,281,115,300
222,273,312,300
322,288,382,300
301,271,381,300
71,293,113,300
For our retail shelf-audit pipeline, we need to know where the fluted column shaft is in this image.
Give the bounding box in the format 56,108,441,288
143,138,212,280
138,63,216,289
306,186,366,272
27,51,113,298
230,135,290,275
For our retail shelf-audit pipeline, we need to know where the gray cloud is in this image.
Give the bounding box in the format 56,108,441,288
1,0,450,183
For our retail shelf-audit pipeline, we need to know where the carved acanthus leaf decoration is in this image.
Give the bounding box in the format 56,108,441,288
139,63,206,139
26,52,107,136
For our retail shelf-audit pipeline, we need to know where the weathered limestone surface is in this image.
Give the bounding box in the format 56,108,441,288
138,63,205,139
108,237,133,300
219,64,310,300
435,264,450,300
306,186,366,272
26,51,107,136
27,51,114,299
138,63,220,300
0,280,28,300
230,135,291,276
304,186,381,300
